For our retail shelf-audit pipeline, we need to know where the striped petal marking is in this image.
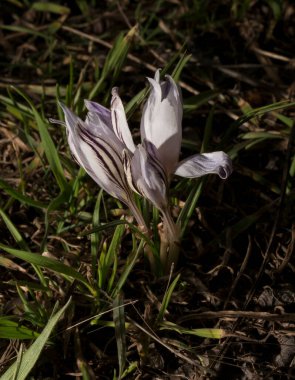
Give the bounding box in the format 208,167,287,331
128,141,168,211
60,103,132,203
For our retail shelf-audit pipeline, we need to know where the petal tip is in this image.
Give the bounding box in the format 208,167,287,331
111,87,119,97
58,101,67,112
154,69,161,82
84,99,91,108
218,165,231,179
147,68,161,85
218,153,233,179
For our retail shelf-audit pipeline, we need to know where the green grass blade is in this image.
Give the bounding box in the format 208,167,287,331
241,131,287,140
187,328,225,339
125,87,149,117
12,343,23,380
120,362,138,379
177,180,205,237
290,155,295,178
89,28,136,101
177,105,214,235
157,273,181,324
91,190,103,276
160,47,188,78
0,24,47,39
183,91,219,113
42,188,72,250
224,100,295,142
171,52,191,81
0,244,95,295
81,219,126,234
1,298,71,380
113,293,126,379
98,225,124,290
0,318,39,340
273,111,294,128
31,2,70,14
159,321,225,338
107,252,118,294
82,220,157,255
11,87,68,192
111,239,145,298
0,178,48,209
0,208,29,251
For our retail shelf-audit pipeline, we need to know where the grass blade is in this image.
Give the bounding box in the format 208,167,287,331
224,100,295,142
31,2,70,14
0,178,48,209
177,179,205,237
177,105,214,235
0,208,29,251
91,190,103,276
111,239,145,298
98,225,124,290
0,244,95,295
89,27,137,101
1,298,71,380
159,321,225,338
0,318,39,340
157,273,181,324
11,87,68,192
113,293,126,379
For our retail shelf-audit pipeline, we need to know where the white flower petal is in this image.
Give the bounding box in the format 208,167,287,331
111,87,136,153
130,144,168,211
140,71,182,175
84,99,110,119
142,139,168,188
84,99,112,131
59,102,79,131
59,103,131,203
175,151,233,179
122,149,140,195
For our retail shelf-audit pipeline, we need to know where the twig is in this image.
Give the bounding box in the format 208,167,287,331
179,310,295,322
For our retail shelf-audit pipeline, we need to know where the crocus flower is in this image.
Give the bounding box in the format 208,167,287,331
55,70,232,222
140,70,232,183
51,91,148,228
127,70,232,215
53,70,233,273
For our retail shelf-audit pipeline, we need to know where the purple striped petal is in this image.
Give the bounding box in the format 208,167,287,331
59,103,132,203
129,142,168,211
